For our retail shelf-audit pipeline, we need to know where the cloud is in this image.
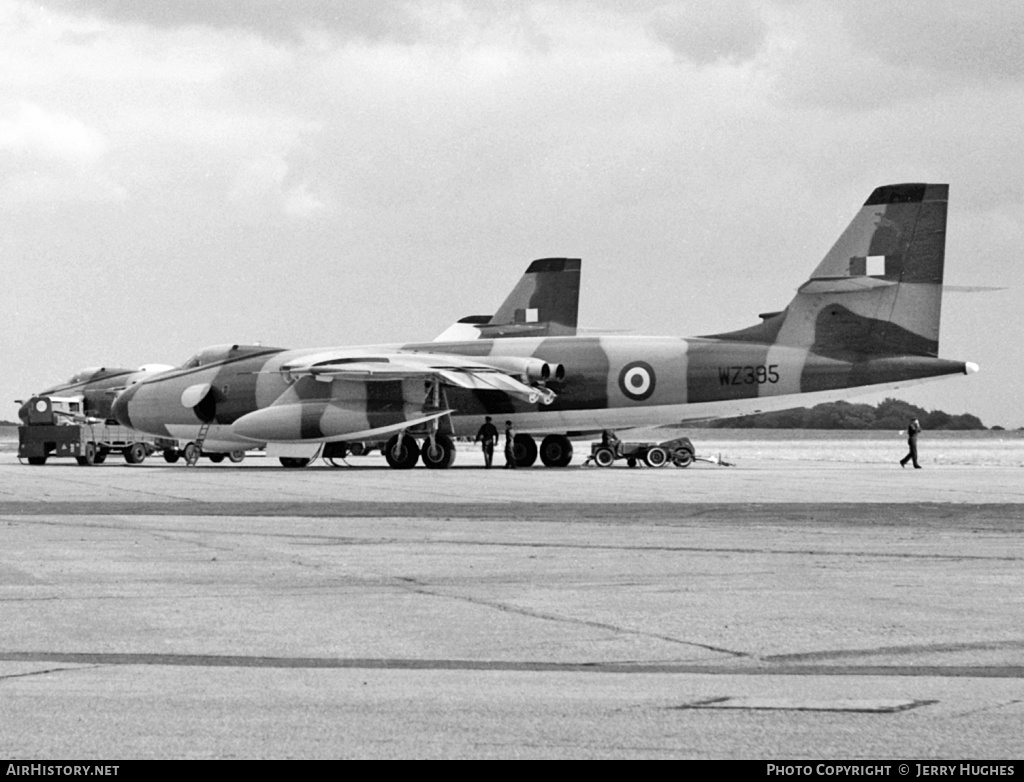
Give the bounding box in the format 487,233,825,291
647,0,768,65
0,101,106,164
227,154,326,220
759,0,1024,112
0,102,125,203
35,0,424,43
837,0,1024,82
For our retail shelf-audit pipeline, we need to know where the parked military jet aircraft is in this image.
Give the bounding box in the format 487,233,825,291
113,184,975,468
18,364,174,423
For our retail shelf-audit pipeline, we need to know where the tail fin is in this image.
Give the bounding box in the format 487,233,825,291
434,257,581,341
713,183,948,357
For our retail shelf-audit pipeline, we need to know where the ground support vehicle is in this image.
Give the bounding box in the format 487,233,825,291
587,435,696,469
18,421,180,466
18,395,183,465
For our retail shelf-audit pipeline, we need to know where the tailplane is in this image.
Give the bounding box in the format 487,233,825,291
434,257,581,341
712,183,949,358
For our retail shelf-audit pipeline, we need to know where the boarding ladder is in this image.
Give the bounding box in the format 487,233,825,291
187,421,211,466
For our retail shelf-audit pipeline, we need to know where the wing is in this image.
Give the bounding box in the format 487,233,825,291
278,350,557,406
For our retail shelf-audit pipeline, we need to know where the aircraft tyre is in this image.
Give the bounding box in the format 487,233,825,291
183,442,200,466
208,453,225,463
279,457,311,468
539,435,573,468
594,447,616,468
672,448,694,468
384,434,419,469
27,456,47,465
644,447,668,468
421,434,456,469
229,450,245,463
513,433,538,467
75,442,97,466
93,448,108,464
125,442,148,464
163,449,180,464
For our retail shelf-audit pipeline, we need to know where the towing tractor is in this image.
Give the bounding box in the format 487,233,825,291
588,435,696,469
17,395,179,466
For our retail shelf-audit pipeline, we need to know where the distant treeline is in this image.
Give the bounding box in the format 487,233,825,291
707,398,990,430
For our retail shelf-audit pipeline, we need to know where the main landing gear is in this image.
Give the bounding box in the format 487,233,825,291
538,434,573,468
384,433,456,470
378,431,574,469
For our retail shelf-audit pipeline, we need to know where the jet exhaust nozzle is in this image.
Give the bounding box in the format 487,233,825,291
479,356,565,384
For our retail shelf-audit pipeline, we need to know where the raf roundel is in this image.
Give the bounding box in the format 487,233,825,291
618,361,656,401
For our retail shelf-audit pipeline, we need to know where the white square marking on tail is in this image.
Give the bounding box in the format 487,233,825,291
866,255,886,276
525,308,538,322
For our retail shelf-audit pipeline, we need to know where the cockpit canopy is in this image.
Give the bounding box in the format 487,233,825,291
179,344,282,369
67,367,133,385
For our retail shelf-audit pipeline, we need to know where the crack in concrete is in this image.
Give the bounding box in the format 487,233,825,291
394,578,749,658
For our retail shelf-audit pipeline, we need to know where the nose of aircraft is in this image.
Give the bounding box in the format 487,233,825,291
110,384,137,428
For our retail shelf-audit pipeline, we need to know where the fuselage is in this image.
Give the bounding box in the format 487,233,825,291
111,335,969,445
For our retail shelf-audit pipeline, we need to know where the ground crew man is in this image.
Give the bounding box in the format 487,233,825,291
504,420,517,469
600,429,621,457
900,417,922,469
475,416,499,468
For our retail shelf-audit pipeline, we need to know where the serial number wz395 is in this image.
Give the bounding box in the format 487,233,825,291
718,364,780,386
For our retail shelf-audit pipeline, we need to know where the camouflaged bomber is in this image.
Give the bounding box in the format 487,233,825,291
112,183,975,469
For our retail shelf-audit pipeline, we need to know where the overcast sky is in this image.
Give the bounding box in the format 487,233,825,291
3,0,1022,427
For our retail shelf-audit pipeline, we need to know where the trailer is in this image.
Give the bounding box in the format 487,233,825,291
17,396,179,466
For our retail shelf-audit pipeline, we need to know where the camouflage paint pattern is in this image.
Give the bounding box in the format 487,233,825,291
112,184,973,450
434,257,581,341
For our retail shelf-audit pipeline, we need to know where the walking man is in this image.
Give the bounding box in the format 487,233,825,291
475,416,499,469
900,417,922,469
504,420,517,469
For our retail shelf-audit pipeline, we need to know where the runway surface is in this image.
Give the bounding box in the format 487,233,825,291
1,450,1022,758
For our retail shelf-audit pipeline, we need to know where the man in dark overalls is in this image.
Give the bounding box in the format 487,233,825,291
900,418,922,469
504,420,517,469
475,416,499,468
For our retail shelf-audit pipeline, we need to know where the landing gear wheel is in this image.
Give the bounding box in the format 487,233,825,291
279,457,311,468
163,449,180,464
539,435,573,467
384,434,419,470
125,442,148,464
421,434,456,469
672,448,694,468
594,447,616,468
208,453,225,463
513,433,538,468
643,447,667,468
76,442,97,466
93,449,108,464
183,442,201,466
228,450,245,463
